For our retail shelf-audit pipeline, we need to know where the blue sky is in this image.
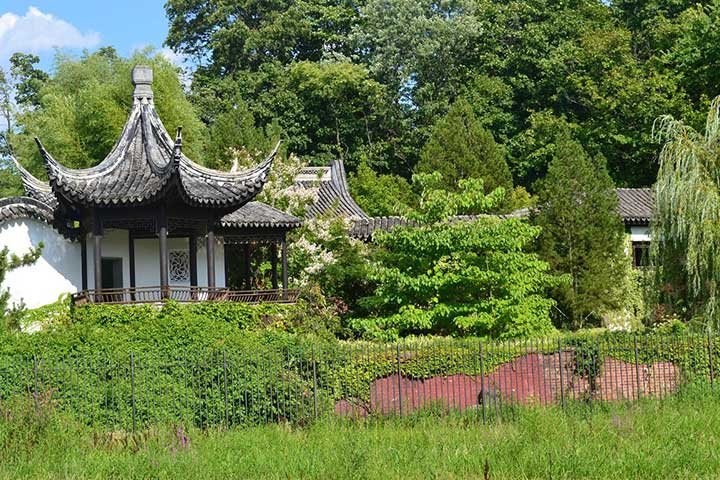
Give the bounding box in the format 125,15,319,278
0,1,177,71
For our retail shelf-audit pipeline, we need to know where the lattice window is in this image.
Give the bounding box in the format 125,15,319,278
169,250,190,281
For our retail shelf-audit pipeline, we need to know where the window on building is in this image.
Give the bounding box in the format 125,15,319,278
169,250,190,282
632,242,650,268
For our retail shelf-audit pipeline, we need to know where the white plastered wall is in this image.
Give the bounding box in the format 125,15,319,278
86,231,225,288
0,218,82,309
629,226,651,243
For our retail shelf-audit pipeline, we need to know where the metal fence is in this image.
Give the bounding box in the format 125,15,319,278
0,333,715,432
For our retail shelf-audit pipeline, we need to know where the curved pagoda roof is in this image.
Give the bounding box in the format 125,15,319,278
34,65,276,209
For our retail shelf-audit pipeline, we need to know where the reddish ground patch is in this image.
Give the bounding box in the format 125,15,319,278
334,353,680,416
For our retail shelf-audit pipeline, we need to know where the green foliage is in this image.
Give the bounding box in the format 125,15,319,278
10,49,207,177
9,53,49,107
534,133,626,329
6,393,720,479
356,174,566,340
653,95,720,326
416,99,513,209
347,163,418,217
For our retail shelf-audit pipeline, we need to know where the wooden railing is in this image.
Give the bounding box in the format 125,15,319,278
71,287,300,305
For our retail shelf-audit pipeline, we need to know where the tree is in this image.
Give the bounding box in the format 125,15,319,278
347,162,417,217
416,99,513,207
10,49,208,177
9,53,49,107
534,133,626,329
653,95,720,325
355,173,565,340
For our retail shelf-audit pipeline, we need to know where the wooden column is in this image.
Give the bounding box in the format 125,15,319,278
158,207,169,299
93,211,103,293
80,233,88,291
270,243,279,289
128,231,136,301
281,233,288,299
128,231,136,288
189,234,198,287
206,226,216,288
243,244,251,289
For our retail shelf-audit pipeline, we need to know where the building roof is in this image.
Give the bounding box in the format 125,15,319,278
10,155,57,207
0,197,55,225
219,202,302,229
295,160,369,219
35,66,275,209
617,188,652,225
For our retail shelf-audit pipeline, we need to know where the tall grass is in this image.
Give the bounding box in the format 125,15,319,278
2,390,720,479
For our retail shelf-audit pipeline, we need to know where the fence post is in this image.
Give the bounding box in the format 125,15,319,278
396,343,403,417
130,353,136,435
223,350,229,427
32,355,39,411
634,335,642,401
312,345,318,419
709,330,715,392
479,341,487,424
558,338,565,412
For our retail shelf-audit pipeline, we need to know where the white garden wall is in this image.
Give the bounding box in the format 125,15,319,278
0,218,82,309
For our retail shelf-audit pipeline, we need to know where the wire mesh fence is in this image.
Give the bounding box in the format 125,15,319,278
0,333,715,431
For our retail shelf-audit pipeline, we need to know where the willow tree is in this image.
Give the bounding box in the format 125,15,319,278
653,96,720,325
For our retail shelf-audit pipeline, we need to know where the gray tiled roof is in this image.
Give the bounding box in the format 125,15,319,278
220,202,302,229
296,161,369,219
11,156,56,207
0,197,54,225
617,188,652,225
35,66,275,209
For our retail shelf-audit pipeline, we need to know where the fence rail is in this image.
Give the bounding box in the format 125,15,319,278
71,287,300,305
0,333,715,431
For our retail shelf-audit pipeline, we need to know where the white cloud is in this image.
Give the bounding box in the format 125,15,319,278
159,47,186,67
0,6,100,62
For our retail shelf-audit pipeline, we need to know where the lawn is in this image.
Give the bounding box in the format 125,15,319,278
2,391,720,479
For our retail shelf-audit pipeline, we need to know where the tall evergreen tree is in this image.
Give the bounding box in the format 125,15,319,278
416,98,513,206
534,133,626,329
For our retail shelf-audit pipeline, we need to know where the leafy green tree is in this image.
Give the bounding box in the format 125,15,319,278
416,99,513,207
653,95,720,325
9,53,49,107
348,163,417,217
534,133,626,329
11,49,207,177
166,0,359,73
355,173,565,340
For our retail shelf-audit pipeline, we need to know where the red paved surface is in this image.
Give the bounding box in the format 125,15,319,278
335,353,680,416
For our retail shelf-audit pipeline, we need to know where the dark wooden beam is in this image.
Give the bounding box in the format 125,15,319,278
281,233,288,297
128,231,136,289
189,234,198,287
243,244,251,289
80,233,88,290
159,207,169,298
92,210,103,292
207,225,216,288
270,243,278,289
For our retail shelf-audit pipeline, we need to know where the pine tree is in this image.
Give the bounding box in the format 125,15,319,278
416,98,513,208
534,133,626,329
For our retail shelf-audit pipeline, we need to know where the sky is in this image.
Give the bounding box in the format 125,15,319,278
0,1,180,71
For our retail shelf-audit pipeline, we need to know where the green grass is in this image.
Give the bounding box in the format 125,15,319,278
3,391,720,479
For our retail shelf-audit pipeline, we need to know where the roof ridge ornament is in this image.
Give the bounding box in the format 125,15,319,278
131,65,153,102
173,126,183,169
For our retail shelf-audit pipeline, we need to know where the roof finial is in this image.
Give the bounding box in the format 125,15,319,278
131,65,153,101
173,126,183,158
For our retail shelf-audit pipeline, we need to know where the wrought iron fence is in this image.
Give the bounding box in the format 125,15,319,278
0,333,716,432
